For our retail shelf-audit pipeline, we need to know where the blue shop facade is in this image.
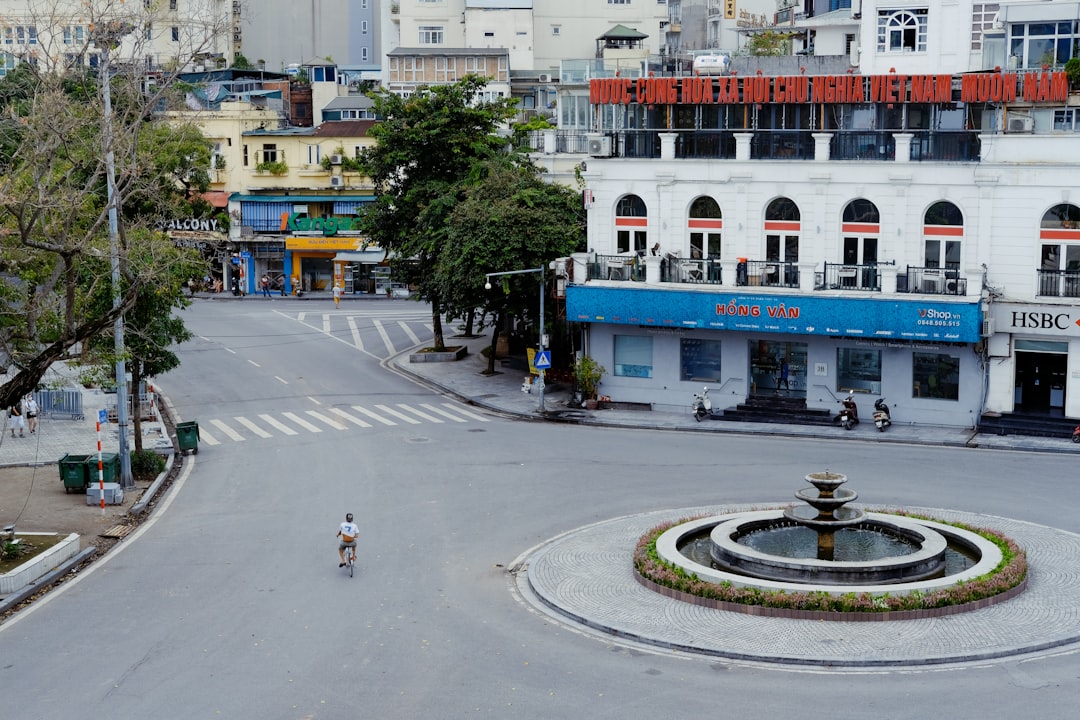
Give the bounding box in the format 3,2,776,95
568,285,984,427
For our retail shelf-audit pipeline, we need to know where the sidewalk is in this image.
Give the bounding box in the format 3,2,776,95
389,333,1079,455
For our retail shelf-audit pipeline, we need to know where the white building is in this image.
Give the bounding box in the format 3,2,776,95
559,0,1080,431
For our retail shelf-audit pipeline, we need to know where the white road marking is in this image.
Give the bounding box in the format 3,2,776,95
298,312,306,322
308,396,322,406
441,403,491,422
421,403,468,422
398,320,421,346
209,419,245,441
322,314,331,333
258,414,298,435
397,404,444,423
248,359,260,367
274,376,289,385
348,316,364,350
306,410,347,430
374,404,421,424
351,405,397,426
373,319,396,355
196,427,220,445
282,411,322,433
329,407,373,428
225,347,236,354
234,416,273,438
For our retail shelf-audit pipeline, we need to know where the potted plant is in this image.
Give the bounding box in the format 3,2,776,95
574,355,606,409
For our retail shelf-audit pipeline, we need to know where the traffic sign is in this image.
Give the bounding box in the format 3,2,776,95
533,350,551,369
98,409,107,424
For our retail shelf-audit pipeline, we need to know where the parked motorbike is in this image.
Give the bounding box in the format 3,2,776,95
691,387,714,421
1072,425,1080,443
835,394,859,430
873,397,892,432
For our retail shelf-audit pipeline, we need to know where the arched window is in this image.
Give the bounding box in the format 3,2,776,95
763,197,800,287
923,201,963,269
840,199,880,289
877,8,928,53
1038,203,1080,296
688,196,722,259
614,194,648,254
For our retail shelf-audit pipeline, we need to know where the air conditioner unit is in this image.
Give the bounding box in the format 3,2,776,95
1008,114,1033,133
981,317,995,338
330,154,343,165
537,73,552,83
330,176,344,188
587,134,611,157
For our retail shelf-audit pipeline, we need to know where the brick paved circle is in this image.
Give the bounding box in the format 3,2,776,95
517,505,1080,667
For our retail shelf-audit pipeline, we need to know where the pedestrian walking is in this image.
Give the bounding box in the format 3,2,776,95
260,274,271,298
8,402,25,438
22,394,38,434
333,282,343,307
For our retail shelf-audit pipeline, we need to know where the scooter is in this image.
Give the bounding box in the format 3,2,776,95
873,397,892,432
1072,425,1080,443
835,394,859,430
691,387,714,421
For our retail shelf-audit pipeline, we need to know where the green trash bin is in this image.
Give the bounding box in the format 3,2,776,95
176,421,199,455
59,454,91,493
83,452,119,485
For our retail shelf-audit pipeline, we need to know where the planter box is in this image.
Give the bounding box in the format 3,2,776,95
409,346,467,363
0,533,80,595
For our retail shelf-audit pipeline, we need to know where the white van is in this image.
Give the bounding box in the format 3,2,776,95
692,54,730,76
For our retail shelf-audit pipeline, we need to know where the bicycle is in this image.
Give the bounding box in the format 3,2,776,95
343,544,356,577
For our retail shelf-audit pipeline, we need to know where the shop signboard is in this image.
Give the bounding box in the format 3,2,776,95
567,286,981,343
992,302,1080,337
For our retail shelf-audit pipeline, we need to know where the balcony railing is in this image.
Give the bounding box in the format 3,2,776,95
677,130,737,159
907,131,981,162
899,266,967,295
590,254,643,281
751,130,815,160
830,132,896,161
816,263,881,291
660,256,722,285
736,260,800,288
1037,269,1080,298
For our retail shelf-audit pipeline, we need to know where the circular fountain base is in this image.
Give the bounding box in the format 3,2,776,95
709,513,949,584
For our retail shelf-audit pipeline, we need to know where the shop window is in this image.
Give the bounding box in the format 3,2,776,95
912,352,959,400
681,339,722,383
614,335,653,378
837,348,881,395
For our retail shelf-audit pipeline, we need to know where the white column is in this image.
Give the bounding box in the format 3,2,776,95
644,255,662,284
893,133,913,163
734,132,753,161
542,129,556,154
812,132,832,161
658,132,678,161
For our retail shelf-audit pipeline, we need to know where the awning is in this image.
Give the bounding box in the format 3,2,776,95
233,194,376,203
202,191,231,208
334,249,387,264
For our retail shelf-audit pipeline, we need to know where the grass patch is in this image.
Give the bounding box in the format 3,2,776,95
0,534,64,574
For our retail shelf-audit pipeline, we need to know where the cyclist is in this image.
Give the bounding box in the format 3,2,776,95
337,512,359,567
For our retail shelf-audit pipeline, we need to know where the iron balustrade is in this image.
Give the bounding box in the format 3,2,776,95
830,131,897,161
676,130,737,159
1037,269,1080,298
660,256,722,285
737,260,800,288
618,130,661,158
750,130,815,160
590,254,643,281
818,262,881,291
901,266,967,295
908,131,981,162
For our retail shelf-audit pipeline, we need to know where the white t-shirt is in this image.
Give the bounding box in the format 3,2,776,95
339,521,359,542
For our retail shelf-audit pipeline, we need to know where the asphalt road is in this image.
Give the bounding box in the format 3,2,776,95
1,299,1079,719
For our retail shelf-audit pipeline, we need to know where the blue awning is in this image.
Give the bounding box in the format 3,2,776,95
231,194,376,203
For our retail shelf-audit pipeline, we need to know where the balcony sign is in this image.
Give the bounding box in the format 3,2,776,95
589,71,1067,107
567,285,981,343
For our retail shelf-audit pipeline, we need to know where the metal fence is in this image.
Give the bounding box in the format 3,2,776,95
33,388,85,421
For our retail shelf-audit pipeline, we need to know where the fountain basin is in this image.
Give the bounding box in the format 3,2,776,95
710,514,948,584
656,511,1002,597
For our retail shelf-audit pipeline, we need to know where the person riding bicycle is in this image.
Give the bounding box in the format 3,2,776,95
337,512,359,567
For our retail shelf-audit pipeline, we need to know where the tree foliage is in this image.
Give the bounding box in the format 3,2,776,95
0,1,223,408
357,76,520,350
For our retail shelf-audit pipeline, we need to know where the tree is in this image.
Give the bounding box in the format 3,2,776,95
746,30,796,57
358,76,520,351
438,160,585,374
0,1,224,410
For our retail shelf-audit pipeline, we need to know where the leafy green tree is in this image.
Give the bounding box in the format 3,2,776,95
358,75,519,350
746,30,796,57
438,160,585,373
0,2,222,409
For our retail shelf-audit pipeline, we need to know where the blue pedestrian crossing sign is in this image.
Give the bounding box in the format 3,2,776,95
533,350,551,370
98,409,108,424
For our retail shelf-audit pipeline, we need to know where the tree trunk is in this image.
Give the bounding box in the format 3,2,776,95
431,297,445,351
464,310,475,337
486,309,503,375
131,360,143,452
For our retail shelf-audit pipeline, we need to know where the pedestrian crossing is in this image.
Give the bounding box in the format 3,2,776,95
289,310,436,358
190,401,490,447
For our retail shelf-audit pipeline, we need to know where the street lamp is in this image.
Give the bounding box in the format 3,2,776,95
485,265,547,413
94,20,135,488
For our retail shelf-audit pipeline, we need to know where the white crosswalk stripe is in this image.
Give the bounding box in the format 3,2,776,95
396,404,444,423
373,319,396,355
188,402,493,447
282,411,323,433
305,410,348,430
374,404,422,424
398,320,421,346
234,416,273,438
259,414,298,435
347,316,364,350
210,419,245,441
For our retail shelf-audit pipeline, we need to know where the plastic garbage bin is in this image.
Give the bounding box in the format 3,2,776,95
59,454,91,493
83,452,119,485
176,421,199,455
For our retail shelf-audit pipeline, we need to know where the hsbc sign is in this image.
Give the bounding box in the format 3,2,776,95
994,303,1080,337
